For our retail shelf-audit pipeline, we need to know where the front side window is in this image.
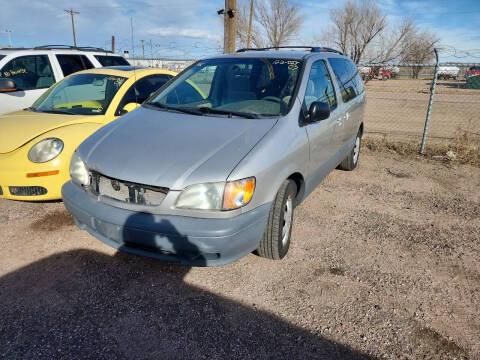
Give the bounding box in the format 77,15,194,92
146,57,304,118
116,74,173,115
31,73,127,115
0,55,5,62
328,58,364,103
56,55,94,76
304,60,337,111
0,55,54,90
94,55,130,66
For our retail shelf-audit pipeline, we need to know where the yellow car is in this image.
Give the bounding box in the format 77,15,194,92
0,66,178,201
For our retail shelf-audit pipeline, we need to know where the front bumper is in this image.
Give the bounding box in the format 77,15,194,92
62,181,271,266
0,148,69,201
0,164,68,201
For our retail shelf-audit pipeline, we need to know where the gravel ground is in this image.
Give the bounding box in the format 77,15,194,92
0,149,479,359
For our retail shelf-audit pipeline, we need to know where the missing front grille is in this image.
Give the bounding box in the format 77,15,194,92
90,172,168,206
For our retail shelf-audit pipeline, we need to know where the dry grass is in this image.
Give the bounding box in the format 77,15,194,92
363,131,480,167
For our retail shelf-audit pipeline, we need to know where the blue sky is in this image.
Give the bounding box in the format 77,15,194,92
1,0,479,62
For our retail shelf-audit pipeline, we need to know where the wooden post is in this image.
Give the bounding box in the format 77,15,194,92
247,0,254,48
224,0,237,54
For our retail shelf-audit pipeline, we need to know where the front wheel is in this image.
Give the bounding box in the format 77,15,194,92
256,180,296,260
338,131,361,171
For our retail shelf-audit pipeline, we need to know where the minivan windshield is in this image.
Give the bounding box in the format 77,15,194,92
31,73,127,115
146,57,303,118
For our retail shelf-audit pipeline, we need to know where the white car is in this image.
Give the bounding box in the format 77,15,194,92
0,45,129,115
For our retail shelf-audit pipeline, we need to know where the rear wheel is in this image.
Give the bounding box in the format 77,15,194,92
338,130,361,171
257,180,296,260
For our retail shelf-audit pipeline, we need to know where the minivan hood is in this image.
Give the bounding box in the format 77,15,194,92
79,107,277,190
0,110,104,154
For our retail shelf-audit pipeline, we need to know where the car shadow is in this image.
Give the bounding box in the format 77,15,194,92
0,213,376,359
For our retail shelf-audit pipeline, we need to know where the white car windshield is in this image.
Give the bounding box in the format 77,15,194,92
146,57,303,118
31,73,127,115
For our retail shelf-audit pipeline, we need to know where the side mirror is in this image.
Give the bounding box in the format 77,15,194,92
0,78,17,93
307,101,330,123
121,102,140,115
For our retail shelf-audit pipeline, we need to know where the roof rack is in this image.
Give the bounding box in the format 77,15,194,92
0,47,29,50
236,46,344,55
33,45,112,53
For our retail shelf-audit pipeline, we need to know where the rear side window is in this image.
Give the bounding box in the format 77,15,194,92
0,55,54,90
56,55,94,76
470,66,480,71
328,58,364,103
94,55,129,66
116,74,173,115
304,60,337,111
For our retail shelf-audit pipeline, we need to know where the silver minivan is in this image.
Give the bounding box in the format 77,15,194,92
62,46,365,266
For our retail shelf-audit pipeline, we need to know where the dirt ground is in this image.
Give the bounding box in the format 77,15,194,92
1,149,479,359
364,79,480,143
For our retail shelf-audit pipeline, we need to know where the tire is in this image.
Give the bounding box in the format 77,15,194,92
338,130,361,171
257,180,297,260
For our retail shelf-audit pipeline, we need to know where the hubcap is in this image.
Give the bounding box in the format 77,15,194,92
353,136,360,164
282,196,293,246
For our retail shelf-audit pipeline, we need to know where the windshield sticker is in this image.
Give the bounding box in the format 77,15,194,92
272,60,300,70
3,68,27,77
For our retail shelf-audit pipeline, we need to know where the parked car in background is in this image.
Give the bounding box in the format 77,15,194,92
359,66,391,80
437,66,460,80
62,46,365,266
465,66,480,80
0,45,129,115
0,67,176,201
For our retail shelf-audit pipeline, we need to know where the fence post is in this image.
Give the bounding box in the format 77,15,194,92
420,48,439,154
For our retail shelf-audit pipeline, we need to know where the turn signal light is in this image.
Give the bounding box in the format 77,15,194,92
223,177,255,210
26,170,59,178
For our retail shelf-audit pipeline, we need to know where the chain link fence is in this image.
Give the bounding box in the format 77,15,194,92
359,62,480,153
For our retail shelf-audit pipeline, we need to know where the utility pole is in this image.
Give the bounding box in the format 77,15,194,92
1,29,13,47
111,35,115,52
247,0,254,48
141,40,145,59
149,40,153,67
223,0,236,54
64,9,80,47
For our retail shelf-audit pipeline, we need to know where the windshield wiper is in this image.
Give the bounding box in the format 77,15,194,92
197,107,257,119
146,102,203,116
40,109,77,115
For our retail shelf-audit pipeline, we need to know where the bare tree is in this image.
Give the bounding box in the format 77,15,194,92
236,0,303,48
236,1,266,48
321,0,438,67
365,18,415,63
325,0,386,64
401,29,439,78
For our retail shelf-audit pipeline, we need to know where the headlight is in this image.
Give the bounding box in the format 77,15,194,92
69,152,90,186
28,138,64,163
175,182,224,210
175,177,255,211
